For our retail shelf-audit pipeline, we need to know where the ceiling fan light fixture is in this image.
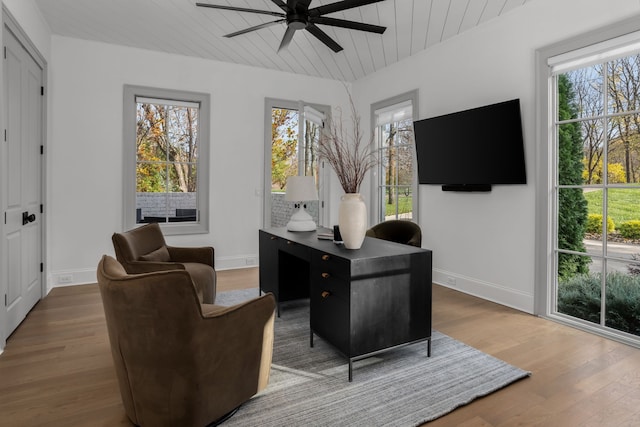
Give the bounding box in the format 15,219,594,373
288,16,307,30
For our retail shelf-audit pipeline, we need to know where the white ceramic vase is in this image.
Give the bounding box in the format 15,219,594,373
338,193,367,249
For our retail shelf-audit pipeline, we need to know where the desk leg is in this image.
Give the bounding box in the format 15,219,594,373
348,359,353,382
310,330,314,348
428,337,431,357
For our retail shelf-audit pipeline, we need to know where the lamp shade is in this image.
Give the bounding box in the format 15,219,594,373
285,176,318,202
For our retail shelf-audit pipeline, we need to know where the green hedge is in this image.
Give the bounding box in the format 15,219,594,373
618,220,640,239
558,272,640,336
585,214,615,234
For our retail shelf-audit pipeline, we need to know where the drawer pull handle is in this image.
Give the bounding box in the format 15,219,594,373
287,241,294,245
321,290,331,298
270,236,277,240
321,254,330,261
321,272,330,279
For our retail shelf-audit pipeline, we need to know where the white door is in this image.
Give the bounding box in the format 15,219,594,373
2,25,44,343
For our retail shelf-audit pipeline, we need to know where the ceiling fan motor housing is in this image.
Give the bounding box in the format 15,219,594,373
288,14,308,30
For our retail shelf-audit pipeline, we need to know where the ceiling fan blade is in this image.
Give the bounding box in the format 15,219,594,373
309,0,385,17
274,0,311,13
196,3,284,18
278,25,297,52
271,0,289,12
311,16,385,34
225,19,286,38
306,23,343,53
291,0,312,11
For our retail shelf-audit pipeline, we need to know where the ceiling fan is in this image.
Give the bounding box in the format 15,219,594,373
196,0,386,53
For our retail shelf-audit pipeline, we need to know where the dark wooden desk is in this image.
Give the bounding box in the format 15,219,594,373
259,227,432,381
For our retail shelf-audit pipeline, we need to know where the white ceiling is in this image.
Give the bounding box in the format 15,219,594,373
33,0,531,82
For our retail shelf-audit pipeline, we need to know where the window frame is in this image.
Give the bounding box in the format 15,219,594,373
123,85,210,235
370,90,419,225
535,17,640,348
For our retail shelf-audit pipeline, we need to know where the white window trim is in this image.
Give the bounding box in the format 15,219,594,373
535,17,640,348
369,90,419,226
122,85,210,235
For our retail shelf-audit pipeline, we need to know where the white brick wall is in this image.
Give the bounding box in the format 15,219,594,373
271,192,319,227
136,192,196,218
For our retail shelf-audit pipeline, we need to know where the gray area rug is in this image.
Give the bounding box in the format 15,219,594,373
216,289,530,427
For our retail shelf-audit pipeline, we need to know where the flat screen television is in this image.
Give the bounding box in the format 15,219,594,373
413,98,526,192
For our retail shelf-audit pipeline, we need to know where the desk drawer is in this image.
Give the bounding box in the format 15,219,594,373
312,252,350,279
311,272,349,301
279,238,311,260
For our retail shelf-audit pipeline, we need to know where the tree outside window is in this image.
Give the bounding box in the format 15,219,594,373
123,85,209,234
372,94,418,223
555,53,640,338
269,105,323,228
136,99,199,223
377,120,414,220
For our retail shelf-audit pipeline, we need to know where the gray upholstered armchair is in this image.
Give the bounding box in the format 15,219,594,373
97,255,276,427
112,222,216,303
365,220,422,248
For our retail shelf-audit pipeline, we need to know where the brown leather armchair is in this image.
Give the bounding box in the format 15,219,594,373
97,255,276,427
112,222,216,303
365,220,422,247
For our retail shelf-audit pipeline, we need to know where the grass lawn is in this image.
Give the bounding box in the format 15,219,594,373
385,195,413,217
583,189,640,225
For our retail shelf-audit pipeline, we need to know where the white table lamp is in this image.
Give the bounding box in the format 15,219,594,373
285,176,318,232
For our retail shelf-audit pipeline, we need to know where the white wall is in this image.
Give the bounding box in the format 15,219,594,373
7,0,640,312
353,0,640,313
47,36,349,289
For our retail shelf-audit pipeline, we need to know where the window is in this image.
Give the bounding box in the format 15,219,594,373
123,85,209,234
371,91,419,222
264,99,329,228
538,25,640,347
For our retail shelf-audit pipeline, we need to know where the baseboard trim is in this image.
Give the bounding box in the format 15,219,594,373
48,255,260,289
215,254,259,271
49,268,97,291
433,268,534,314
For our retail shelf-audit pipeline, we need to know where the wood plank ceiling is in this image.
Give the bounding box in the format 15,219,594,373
33,0,531,82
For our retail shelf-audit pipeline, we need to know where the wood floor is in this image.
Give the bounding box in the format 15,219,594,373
1,268,639,427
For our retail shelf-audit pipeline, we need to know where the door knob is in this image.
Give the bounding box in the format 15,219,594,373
22,211,36,225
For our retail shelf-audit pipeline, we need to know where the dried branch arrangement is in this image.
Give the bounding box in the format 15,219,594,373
317,93,376,194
